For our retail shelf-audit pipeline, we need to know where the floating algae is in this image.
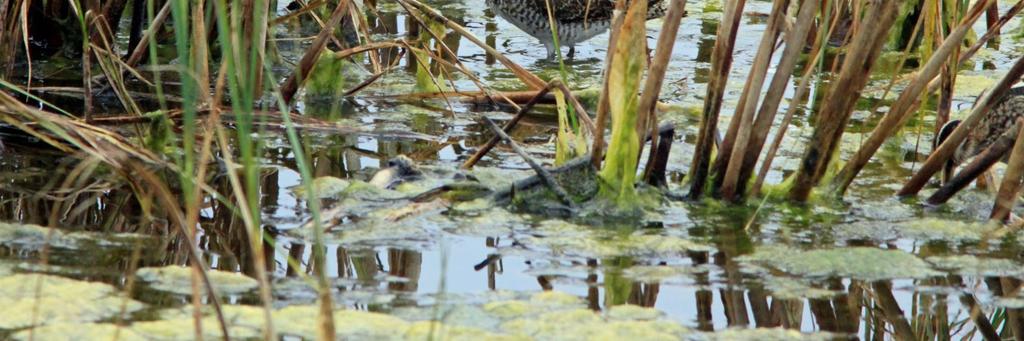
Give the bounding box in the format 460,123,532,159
516,220,712,259
0,222,149,250
738,246,939,281
291,176,351,198
926,255,1024,277
759,276,839,300
621,265,705,284
0,274,143,329
832,218,1000,243
136,265,259,295
12,323,145,341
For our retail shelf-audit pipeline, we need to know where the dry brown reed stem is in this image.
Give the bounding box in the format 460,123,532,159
715,0,786,201
589,0,626,169
787,0,898,202
991,120,1024,221
636,0,686,178
399,90,557,104
462,81,557,169
483,117,576,208
192,0,212,105
750,1,834,197
829,0,991,196
687,0,746,199
399,0,546,90
124,1,172,68
900,54,1024,196
731,0,819,200
280,0,351,105
83,14,94,122
925,122,1021,205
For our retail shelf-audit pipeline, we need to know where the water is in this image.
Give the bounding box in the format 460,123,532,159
3,0,1024,339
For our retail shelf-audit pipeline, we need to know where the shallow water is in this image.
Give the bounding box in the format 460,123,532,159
5,0,1024,339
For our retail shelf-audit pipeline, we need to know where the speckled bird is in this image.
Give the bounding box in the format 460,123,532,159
486,0,668,59
934,86,1024,183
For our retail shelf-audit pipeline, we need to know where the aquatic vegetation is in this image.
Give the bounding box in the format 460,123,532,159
0,222,148,250
738,246,939,281
136,266,259,295
517,220,711,259
926,255,1024,277
293,176,352,198
596,0,647,209
0,274,143,329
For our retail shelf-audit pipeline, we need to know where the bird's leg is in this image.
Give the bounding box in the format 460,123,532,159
568,45,575,60
989,171,1001,195
545,42,557,61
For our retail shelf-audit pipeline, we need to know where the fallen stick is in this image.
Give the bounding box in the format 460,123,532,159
461,81,558,169
482,116,576,209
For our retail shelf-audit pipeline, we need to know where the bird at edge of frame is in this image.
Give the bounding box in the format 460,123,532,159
933,86,1024,188
485,0,671,60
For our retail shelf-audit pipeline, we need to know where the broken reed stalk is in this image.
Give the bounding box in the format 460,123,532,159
730,0,819,200
124,0,172,67
461,81,558,169
830,0,991,196
687,0,746,200
645,124,675,187
714,0,785,201
991,119,1024,221
636,0,686,179
280,0,350,105
925,121,1021,205
787,0,899,202
399,0,546,90
482,117,576,208
899,53,1024,197
589,0,627,168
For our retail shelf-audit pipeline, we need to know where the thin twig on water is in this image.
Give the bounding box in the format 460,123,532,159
482,117,577,209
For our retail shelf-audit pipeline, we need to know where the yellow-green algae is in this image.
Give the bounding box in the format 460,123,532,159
738,246,939,281
622,265,703,284
926,255,1024,277
760,276,838,300
406,321,526,341
136,265,259,295
833,218,999,243
519,220,711,258
501,309,689,341
484,291,585,319
18,288,832,340
0,221,146,249
0,274,143,329
291,176,351,198
706,327,832,341
12,323,145,341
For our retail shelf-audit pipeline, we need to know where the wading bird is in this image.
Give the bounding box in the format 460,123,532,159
486,0,667,60
933,86,1024,185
